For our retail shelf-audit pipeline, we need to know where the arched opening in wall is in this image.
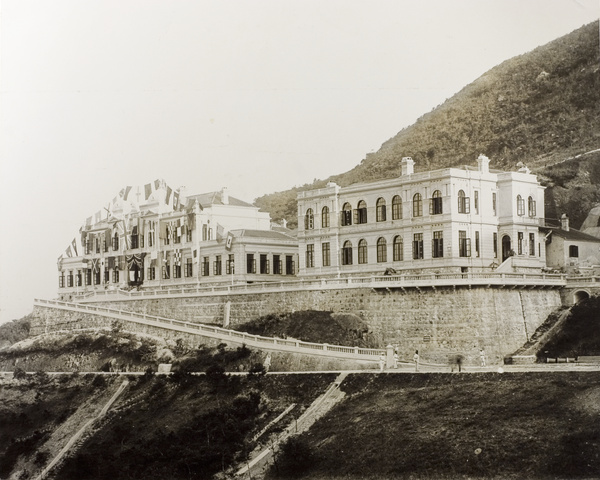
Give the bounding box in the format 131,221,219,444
573,290,590,304
502,235,512,262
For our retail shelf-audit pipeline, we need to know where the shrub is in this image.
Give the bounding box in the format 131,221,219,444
13,367,27,380
273,436,315,477
92,375,107,388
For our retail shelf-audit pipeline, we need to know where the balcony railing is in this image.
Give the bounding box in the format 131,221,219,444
69,272,568,303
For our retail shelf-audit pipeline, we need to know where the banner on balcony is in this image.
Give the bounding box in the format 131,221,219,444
126,253,145,268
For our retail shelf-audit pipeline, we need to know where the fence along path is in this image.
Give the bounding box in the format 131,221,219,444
34,299,383,361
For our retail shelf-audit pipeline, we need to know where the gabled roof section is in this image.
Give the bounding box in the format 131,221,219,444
543,226,600,243
186,191,254,208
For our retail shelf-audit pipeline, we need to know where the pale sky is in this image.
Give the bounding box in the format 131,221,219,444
1,0,598,323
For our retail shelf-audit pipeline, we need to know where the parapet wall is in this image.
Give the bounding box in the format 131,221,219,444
32,286,562,365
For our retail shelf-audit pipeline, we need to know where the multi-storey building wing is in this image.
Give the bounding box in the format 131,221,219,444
297,155,546,277
57,180,298,298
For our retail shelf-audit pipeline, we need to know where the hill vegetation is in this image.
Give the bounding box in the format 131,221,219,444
254,21,600,229
269,372,600,479
233,310,377,348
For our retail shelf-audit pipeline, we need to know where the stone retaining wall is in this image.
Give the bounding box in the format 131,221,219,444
32,286,562,366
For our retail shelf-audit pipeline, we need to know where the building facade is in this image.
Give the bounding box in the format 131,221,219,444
57,181,298,298
544,214,600,274
297,156,546,277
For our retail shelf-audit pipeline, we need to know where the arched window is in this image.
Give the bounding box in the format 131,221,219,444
356,200,368,224
342,240,353,265
413,193,423,217
458,190,470,214
304,208,314,230
517,195,525,216
321,206,330,228
393,235,403,261
392,195,403,220
430,190,443,215
376,198,387,222
341,203,352,226
528,196,536,217
358,239,368,264
377,237,387,263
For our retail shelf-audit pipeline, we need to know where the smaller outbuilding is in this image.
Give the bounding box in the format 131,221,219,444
543,214,600,274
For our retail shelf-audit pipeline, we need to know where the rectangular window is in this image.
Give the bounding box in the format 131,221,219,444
147,267,155,280
273,254,281,274
322,243,330,267
529,233,536,256
459,231,471,257
393,238,403,261
518,232,524,255
162,265,170,279
569,245,579,258
413,233,424,260
104,240,109,252
432,231,443,258
341,210,352,226
214,255,222,275
492,193,497,216
112,269,119,283
458,196,470,214
202,257,210,276
59,275,65,288
493,232,498,258
112,236,119,251
130,234,138,249
247,254,256,274
148,231,154,247
103,268,109,283
185,258,193,277
475,231,480,257
430,197,443,215
94,271,101,285
226,254,235,274
474,191,479,214
86,269,92,285
306,244,314,268
95,238,100,253
67,273,73,287
260,254,270,274
517,197,525,216
85,240,91,255
286,255,295,275
174,264,182,278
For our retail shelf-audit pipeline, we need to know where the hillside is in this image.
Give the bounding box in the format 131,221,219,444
255,21,600,228
268,372,600,479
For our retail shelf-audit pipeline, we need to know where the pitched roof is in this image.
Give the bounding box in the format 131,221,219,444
186,191,254,208
543,226,600,243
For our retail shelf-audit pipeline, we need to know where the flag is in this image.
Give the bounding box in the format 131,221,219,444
216,224,224,240
144,183,152,200
226,233,233,250
123,186,132,201
71,238,78,256
173,191,180,210
154,179,161,190
165,186,172,206
174,249,181,266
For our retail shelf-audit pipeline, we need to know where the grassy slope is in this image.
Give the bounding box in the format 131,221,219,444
269,372,600,480
254,21,600,228
54,373,336,480
0,373,110,478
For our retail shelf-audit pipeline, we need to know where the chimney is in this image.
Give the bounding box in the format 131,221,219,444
561,213,570,231
401,157,414,176
221,187,229,205
477,154,490,173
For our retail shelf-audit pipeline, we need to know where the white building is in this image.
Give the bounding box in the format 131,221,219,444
57,180,298,298
297,156,546,277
